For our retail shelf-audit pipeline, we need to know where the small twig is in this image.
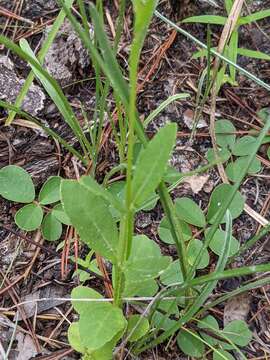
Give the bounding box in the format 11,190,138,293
0,5,34,25
0,223,58,256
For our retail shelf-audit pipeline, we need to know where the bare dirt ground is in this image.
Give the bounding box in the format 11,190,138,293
0,0,270,358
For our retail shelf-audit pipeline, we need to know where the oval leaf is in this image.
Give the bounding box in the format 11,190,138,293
160,260,183,286
177,329,205,358
175,197,206,228
205,228,239,256
213,349,234,360
15,203,43,231
41,213,62,241
71,287,126,351
0,165,35,203
207,184,244,224
222,320,252,347
158,216,191,244
38,176,62,205
132,123,177,207
61,180,118,263
232,135,257,156
198,315,219,346
215,119,236,150
126,315,149,342
226,157,261,182
187,239,209,269
52,203,72,225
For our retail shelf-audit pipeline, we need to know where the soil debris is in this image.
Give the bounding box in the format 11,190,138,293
0,56,45,115
43,19,91,86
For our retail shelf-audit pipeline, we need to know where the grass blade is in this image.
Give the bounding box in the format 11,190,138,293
5,0,75,125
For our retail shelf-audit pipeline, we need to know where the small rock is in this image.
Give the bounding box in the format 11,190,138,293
0,56,45,115
136,212,152,229
43,19,92,86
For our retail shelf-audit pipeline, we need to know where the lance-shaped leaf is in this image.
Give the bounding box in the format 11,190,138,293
61,180,118,263
132,123,177,207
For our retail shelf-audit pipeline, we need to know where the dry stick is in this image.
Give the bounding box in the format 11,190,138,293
209,0,269,227
0,270,41,353
0,5,33,24
23,230,43,280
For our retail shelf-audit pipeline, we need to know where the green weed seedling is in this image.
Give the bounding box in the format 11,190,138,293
0,165,70,240
1,0,270,359
183,0,270,91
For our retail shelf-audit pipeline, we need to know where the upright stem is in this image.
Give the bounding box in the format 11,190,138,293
113,13,140,308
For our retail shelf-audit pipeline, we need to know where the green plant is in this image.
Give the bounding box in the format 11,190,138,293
0,165,70,240
1,1,270,359
183,1,270,90
206,118,262,182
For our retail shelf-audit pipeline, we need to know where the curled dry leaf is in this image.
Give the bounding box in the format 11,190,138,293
183,108,207,130
183,174,209,194
223,293,250,326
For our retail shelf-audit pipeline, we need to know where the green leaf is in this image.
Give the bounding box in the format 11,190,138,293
19,38,89,154
198,315,219,346
38,176,61,205
215,119,236,149
132,123,177,207
213,349,234,360
79,306,126,351
224,0,233,14
52,203,72,225
174,197,206,228
68,322,85,354
41,213,62,241
123,278,158,297
80,176,124,214
133,0,158,50
0,165,35,203
228,31,238,83
6,0,75,126
267,146,270,160
238,48,270,60
160,260,183,285
206,147,231,163
61,180,118,263
232,135,257,156
15,203,43,231
71,287,127,351
124,235,171,279
207,184,244,224
152,300,179,332
177,330,205,358
226,157,261,182
240,9,270,25
126,315,149,342
123,235,171,296
158,216,191,244
187,239,209,269
182,15,227,25
222,320,252,347
205,228,239,257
